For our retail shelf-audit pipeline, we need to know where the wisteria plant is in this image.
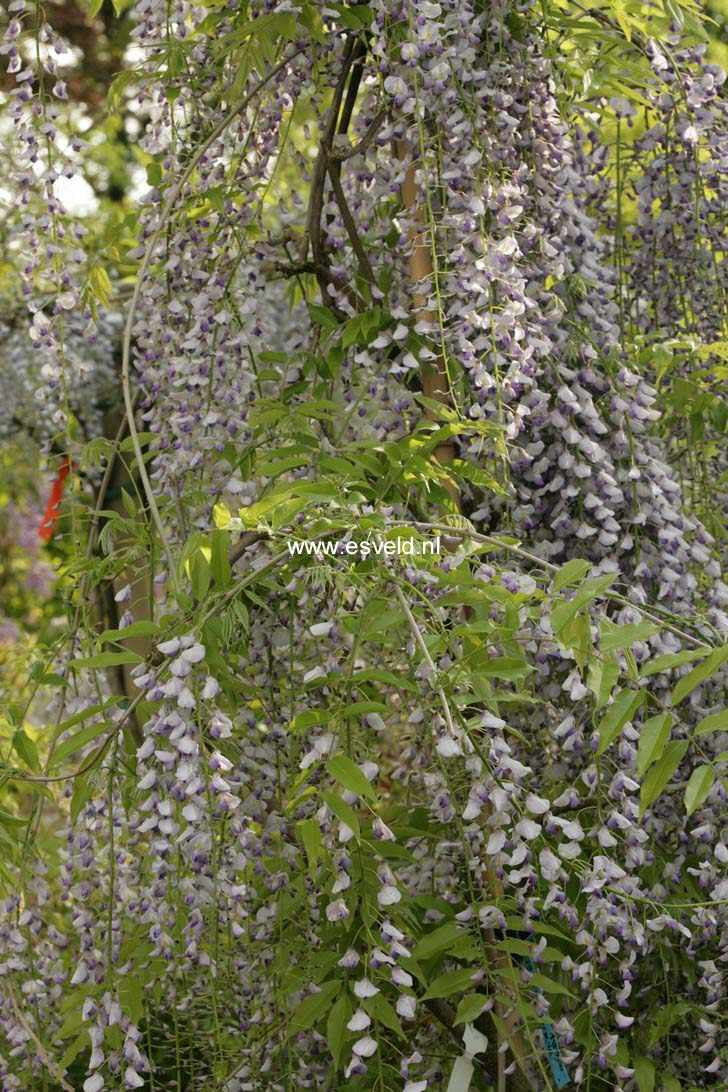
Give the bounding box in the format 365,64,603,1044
0,1,726,1091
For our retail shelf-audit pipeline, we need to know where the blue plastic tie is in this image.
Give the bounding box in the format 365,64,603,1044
522,952,570,1089
504,928,570,1089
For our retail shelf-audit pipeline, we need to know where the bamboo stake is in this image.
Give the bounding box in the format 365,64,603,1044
397,141,460,505
397,140,537,1091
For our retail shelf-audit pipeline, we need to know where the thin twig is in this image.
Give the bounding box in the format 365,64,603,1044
261,257,359,310
393,520,713,648
215,513,716,651
392,579,456,737
6,981,75,1092
392,574,539,1090
12,414,67,458
396,140,460,502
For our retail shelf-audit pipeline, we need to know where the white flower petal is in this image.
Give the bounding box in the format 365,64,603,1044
347,1008,371,1032
485,829,506,855
525,793,550,815
352,1035,378,1058
396,994,417,1020
182,642,205,663
515,817,542,841
377,884,401,907
436,736,463,758
354,978,379,999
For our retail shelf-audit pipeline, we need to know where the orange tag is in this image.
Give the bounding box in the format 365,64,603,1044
39,457,71,543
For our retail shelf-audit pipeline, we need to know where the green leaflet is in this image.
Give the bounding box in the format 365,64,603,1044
695,709,728,735
671,646,728,705
52,723,113,768
596,689,644,755
640,647,711,678
12,729,39,774
326,993,353,1067
454,993,489,1025
550,574,615,633
551,558,592,593
634,1056,656,1092
321,792,360,838
412,921,463,961
290,981,340,1030
423,967,478,1000
71,651,143,670
636,714,672,777
640,741,689,817
326,756,376,801
683,765,714,816
600,620,660,651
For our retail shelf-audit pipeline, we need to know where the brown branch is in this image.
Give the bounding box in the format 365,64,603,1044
322,38,375,291
72,386,148,746
335,37,367,139
263,258,358,311
228,530,264,567
103,581,143,746
304,36,359,275
329,107,386,162
326,164,376,285
302,36,372,312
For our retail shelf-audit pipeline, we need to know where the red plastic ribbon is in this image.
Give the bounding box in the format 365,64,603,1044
39,457,71,543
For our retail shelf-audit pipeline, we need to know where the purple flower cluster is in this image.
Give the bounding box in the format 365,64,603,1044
0,3,118,441
0,0,726,1088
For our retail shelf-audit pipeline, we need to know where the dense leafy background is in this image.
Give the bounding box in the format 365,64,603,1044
0,2,725,1091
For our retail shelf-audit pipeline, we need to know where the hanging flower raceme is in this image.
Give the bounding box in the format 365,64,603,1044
0,0,726,1089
